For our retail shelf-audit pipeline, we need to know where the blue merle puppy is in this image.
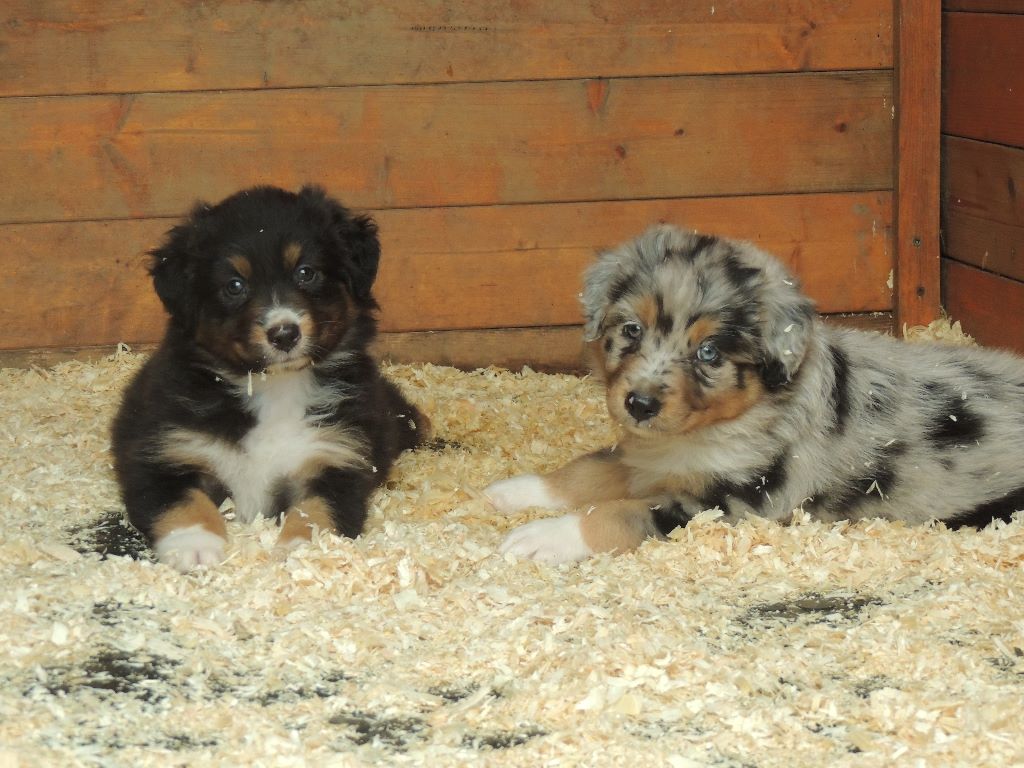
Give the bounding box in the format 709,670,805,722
485,225,1024,564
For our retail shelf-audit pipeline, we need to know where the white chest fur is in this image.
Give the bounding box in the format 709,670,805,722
160,370,365,523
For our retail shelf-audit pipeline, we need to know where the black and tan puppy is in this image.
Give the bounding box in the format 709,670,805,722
112,185,427,571
486,225,1024,563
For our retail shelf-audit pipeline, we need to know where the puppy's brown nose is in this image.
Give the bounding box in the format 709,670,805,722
267,323,301,352
625,392,661,423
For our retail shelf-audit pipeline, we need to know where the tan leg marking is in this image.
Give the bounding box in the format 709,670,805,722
544,449,632,506
152,489,227,541
277,496,335,546
578,500,660,554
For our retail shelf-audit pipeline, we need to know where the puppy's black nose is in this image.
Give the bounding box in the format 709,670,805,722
625,392,662,422
267,323,301,352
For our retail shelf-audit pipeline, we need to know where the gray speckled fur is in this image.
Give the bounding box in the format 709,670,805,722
588,225,1024,527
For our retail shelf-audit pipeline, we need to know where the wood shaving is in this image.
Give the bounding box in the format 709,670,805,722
2,329,1023,767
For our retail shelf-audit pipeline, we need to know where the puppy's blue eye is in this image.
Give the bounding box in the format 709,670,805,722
622,322,643,341
224,278,246,298
294,265,318,285
696,340,720,363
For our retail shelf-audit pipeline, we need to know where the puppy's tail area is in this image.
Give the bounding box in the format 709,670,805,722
403,406,433,449
380,377,433,451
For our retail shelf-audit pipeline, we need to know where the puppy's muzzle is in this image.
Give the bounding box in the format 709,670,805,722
267,322,301,352
625,392,662,423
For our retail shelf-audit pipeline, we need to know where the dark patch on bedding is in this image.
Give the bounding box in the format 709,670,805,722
420,437,464,452
851,675,899,699
739,593,883,627
38,648,179,704
66,510,151,561
328,710,430,751
461,726,546,750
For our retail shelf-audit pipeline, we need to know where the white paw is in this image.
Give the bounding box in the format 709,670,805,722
484,474,565,514
499,515,594,565
154,525,226,572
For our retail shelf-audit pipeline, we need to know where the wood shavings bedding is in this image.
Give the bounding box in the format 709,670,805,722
2,322,1024,767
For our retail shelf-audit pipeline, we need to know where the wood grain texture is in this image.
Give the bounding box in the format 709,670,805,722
942,258,1024,354
0,73,893,225
894,0,942,332
0,1,894,97
944,1,1024,10
0,314,895,373
942,11,1024,148
941,136,1024,281
0,193,893,350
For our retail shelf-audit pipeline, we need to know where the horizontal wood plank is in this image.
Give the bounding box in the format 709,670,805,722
942,11,1024,148
942,210,1024,281
941,136,1024,279
0,1,894,98
0,73,894,225
0,193,894,350
0,314,895,373
943,2,1024,12
942,258,1024,354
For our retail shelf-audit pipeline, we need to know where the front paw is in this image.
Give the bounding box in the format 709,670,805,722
154,525,226,572
499,515,594,564
483,474,564,513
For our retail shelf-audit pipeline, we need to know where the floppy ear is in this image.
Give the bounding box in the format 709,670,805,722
148,202,213,323
300,185,380,303
753,257,816,389
581,251,627,342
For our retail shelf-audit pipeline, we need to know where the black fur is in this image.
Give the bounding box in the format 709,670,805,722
923,381,986,448
827,344,851,434
947,486,1024,529
112,185,426,559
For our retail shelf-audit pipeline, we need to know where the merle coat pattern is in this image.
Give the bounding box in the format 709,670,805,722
486,225,1024,564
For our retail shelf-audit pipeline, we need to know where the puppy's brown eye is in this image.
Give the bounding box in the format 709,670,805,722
224,278,247,298
622,322,643,341
294,265,319,285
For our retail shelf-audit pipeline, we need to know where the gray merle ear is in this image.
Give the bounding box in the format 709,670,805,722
299,185,380,303
581,249,631,342
752,254,815,389
148,201,214,323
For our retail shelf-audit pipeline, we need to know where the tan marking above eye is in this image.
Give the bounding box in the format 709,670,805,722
228,254,252,279
282,242,303,270
633,295,658,329
686,316,719,350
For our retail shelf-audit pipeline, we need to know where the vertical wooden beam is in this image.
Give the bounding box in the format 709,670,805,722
894,0,942,333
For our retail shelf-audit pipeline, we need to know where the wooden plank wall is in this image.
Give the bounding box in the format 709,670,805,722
941,1,1024,353
0,2,911,369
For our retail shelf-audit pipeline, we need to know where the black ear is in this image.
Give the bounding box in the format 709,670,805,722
148,202,213,323
300,185,381,303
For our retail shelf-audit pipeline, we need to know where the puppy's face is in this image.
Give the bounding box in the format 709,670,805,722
583,226,814,437
150,186,380,374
